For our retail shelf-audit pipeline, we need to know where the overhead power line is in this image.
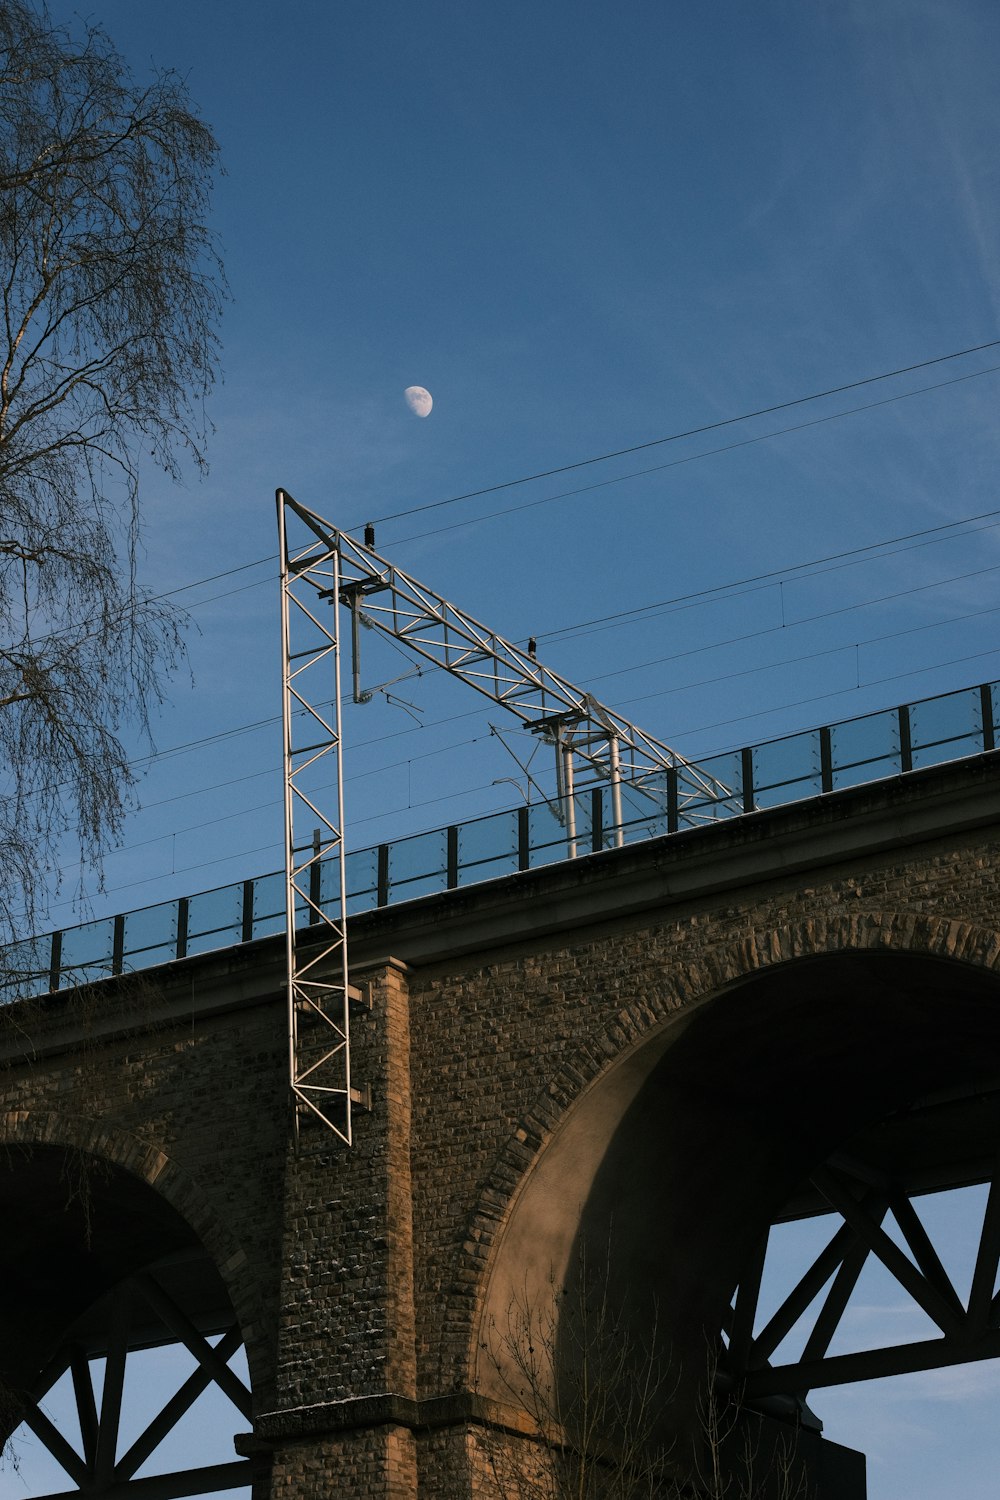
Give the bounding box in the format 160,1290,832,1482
390,361,1000,547
365,339,1000,526
16,506,1000,811
539,509,1000,645
114,339,1000,620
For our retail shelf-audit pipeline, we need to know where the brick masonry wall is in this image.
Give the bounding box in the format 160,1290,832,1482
405,841,1000,1404
1,755,998,1497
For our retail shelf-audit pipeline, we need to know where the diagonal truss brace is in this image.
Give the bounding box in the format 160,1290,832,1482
724,1151,1000,1403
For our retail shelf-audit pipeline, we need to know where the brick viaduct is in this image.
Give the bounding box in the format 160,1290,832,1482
3,750,1000,1497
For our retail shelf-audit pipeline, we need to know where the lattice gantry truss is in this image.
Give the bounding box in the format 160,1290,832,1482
278,489,734,1145
278,495,358,1147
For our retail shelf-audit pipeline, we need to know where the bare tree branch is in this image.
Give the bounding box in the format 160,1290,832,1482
478,1251,814,1500
0,0,225,972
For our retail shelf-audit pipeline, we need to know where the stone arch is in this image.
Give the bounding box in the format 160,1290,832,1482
0,1107,259,1406
464,911,1000,1402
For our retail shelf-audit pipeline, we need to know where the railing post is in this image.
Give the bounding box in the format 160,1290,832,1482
242,881,255,943
741,746,755,814
667,767,679,834
175,897,189,961
518,806,530,871
898,704,913,773
591,788,604,853
377,844,390,907
112,913,125,976
447,825,459,888
48,929,62,994
308,828,322,924
981,683,996,753
820,725,834,793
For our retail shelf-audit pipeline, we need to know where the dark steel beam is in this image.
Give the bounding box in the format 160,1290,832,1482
798,1206,884,1373
888,1193,964,1321
812,1166,965,1337
69,1343,99,1468
28,1458,252,1500
113,1325,244,1483
748,1217,860,1364
967,1146,1000,1332
20,1402,89,1488
743,1327,1000,1397
95,1287,129,1486
727,1231,768,1373
133,1273,252,1420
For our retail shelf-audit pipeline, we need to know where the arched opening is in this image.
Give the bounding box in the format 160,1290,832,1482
476,948,1000,1497
0,1144,252,1499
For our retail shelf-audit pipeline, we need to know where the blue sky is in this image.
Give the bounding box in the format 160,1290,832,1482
33,0,1000,923
12,1,1000,1496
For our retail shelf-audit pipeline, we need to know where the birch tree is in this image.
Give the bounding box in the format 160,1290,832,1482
0,0,224,954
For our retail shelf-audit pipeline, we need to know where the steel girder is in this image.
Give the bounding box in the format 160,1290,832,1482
12,1265,251,1499
724,1131,1000,1406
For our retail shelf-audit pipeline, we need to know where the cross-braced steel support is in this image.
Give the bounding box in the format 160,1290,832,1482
724,1142,1000,1406
13,1267,251,1499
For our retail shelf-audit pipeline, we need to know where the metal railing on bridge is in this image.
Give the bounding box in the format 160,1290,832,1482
5,678,997,1001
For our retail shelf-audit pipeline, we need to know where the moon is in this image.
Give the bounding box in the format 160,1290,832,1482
404,385,433,418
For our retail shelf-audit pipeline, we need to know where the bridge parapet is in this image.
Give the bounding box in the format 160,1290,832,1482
5,677,999,1004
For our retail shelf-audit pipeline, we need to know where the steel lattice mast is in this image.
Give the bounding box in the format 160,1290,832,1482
278,488,733,1143
278,494,358,1147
